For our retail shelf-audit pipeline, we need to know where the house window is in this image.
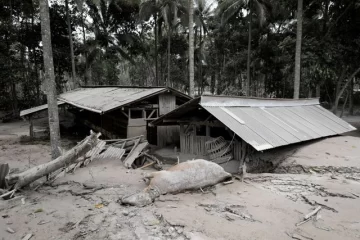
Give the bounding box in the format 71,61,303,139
210,126,231,139
130,109,144,119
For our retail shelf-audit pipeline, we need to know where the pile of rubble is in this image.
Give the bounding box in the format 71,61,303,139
0,132,162,200
100,135,162,169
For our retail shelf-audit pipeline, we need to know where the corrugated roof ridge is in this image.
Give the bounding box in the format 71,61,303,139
201,94,319,101
200,95,320,107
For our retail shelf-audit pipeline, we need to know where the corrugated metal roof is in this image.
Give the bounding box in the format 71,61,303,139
20,101,65,117
201,95,319,107
97,146,125,160
85,140,106,159
151,96,356,151
20,86,191,117
203,103,356,151
59,87,169,114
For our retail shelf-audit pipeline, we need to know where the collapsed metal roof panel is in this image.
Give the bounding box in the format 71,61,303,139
58,87,167,114
204,106,273,151
202,103,356,151
20,101,65,117
152,96,356,151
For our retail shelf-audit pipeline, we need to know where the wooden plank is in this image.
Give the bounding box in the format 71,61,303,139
159,93,176,115
121,110,129,118
108,135,143,144
147,109,156,119
97,146,125,160
124,138,140,161
123,142,149,168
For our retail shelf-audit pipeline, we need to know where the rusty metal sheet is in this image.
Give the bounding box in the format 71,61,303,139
20,101,65,117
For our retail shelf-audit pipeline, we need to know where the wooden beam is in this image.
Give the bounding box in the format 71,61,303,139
162,119,223,127
121,110,129,118
147,109,156,119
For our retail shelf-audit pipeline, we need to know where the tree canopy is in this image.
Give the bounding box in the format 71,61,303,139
1,0,360,116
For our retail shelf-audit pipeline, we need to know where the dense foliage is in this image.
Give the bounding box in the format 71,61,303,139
1,0,360,115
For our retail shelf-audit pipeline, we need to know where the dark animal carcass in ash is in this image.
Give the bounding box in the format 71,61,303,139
121,159,232,207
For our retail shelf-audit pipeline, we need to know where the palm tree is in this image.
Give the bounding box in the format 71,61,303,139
139,0,161,85
139,0,183,87
189,0,194,96
293,0,302,99
39,0,61,159
65,0,77,86
84,0,137,84
217,0,271,96
194,0,214,94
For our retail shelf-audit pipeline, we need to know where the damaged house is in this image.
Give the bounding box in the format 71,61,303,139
20,86,191,146
151,96,356,172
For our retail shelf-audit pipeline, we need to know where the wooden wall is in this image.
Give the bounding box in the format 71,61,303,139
179,124,247,163
157,93,180,147
158,93,176,115
128,118,147,138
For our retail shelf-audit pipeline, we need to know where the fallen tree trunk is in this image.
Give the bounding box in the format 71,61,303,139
121,159,232,207
6,131,101,189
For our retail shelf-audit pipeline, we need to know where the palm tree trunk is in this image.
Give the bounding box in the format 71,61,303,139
293,0,303,99
199,28,203,95
155,13,158,86
188,0,195,97
349,78,354,115
10,79,18,117
40,0,61,159
65,0,76,86
8,0,19,117
333,67,360,115
31,3,41,105
167,27,171,87
315,83,320,98
82,10,89,85
246,2,252,96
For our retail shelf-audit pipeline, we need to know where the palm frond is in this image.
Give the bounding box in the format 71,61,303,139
203,0,216,15
139,0,158,21
113,46,136,64
100,0,108,26
178,4,189,27
254,0,272,26
194,0,206,12
86,47,103,66
74,0,84,11
116,33,138,45
216,0,246,25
